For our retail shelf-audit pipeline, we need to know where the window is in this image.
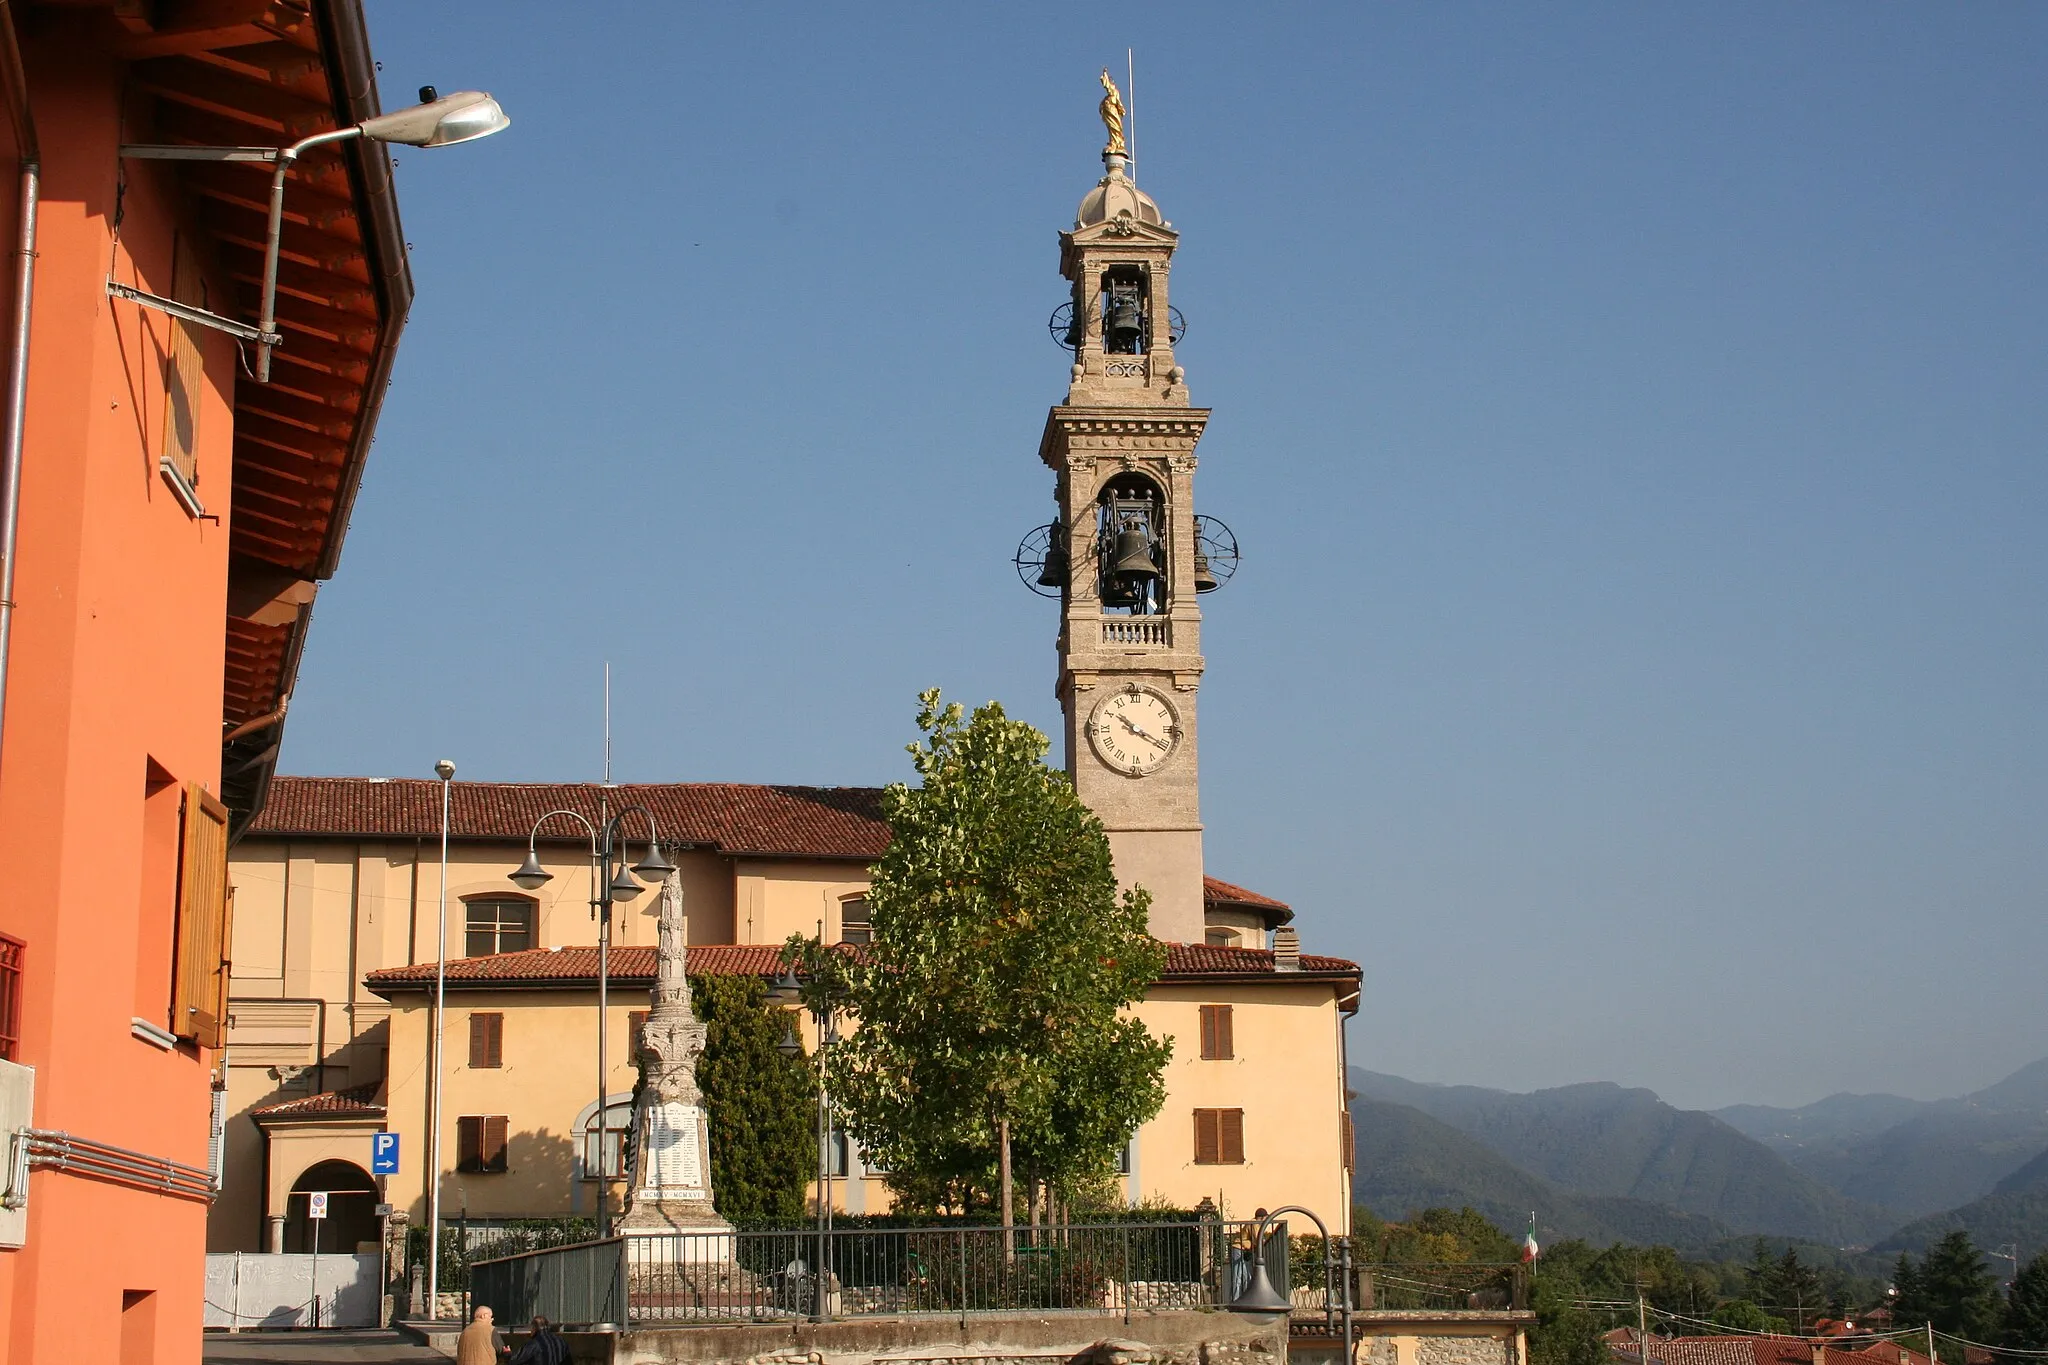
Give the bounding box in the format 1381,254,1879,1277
1204,928,1238,948
1115,1138,1133,1176
581,1102,633,1180
171,783,231,1047
468,1013,503,1069
1198,1005,1234,1061
456,1115,508,1173
464,899,534,957
839,898,871,946
0,934,21,1061
823,1128,851,1178
1193,1108,1244,1165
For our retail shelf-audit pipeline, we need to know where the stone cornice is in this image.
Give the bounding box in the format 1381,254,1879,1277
1039,407,1211,467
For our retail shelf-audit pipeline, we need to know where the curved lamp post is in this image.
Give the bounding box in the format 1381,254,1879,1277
1227,1203,1352,1365
507,802,672,1237
117,87,511,380
772,950,843,1319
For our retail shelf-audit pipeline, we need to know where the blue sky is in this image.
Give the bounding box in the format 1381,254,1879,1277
289,4,2048,1110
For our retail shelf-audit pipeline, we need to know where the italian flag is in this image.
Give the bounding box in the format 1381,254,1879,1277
1522,1214,1540,1262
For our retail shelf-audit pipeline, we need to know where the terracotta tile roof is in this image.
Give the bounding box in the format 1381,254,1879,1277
1607,1330,1931,1365
365,941,1359,994
1203,875,1294,926
250,1082,386,1122
250,777,890,859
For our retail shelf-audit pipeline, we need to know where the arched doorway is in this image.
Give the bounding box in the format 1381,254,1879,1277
283,1159,380,1254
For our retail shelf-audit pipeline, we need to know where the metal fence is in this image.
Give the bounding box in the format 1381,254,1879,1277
469,1237,628,1330
1351,1263,1527,1313
471,1221,1285,1329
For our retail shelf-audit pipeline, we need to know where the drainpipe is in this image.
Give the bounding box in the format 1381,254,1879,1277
0,0,38,779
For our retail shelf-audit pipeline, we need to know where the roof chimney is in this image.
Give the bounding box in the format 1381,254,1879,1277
1272,926,1300,971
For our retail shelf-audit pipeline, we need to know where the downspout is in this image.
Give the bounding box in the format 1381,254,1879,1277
0,0,39,779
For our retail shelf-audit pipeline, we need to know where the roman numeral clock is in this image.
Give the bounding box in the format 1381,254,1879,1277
1012,108,1241,946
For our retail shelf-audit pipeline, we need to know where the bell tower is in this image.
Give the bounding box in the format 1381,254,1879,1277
1015,78,1238,944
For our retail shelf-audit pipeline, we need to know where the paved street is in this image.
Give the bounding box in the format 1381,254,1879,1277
204,1329,448,1363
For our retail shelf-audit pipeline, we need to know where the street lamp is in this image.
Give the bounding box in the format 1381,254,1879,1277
116,87,510,381
426,759,455,1321
507,800,669,1237
771,940,845,1318
1228,1203,1352,1365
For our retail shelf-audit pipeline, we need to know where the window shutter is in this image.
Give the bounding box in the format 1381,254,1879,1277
629,1010,649,1058
1341,1111,1355,1171
160,237,205,496
1198,1006,1214,1059
469,1013,503,1069
1220,1109,1245,1164
484,1115,508,1172
1194,1109,1220,1164
172,784,230,1045
1198,1005,1234,1060
457,1116,482,1171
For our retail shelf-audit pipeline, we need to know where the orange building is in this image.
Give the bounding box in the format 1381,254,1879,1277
0,3,415,1361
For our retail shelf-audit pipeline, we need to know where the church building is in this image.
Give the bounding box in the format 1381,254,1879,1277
210,90,1361,1257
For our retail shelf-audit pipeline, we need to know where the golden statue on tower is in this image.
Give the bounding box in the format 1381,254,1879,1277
1098,68,1128,157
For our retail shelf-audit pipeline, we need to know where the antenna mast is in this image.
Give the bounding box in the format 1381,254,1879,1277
1126,49,1136,180
603,660,612,785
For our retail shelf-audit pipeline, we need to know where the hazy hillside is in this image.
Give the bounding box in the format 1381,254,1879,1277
1347,1094,1732,1251
1716,1058,2048,1218
1873,1141,2048,1261
1351,1069,1897,1246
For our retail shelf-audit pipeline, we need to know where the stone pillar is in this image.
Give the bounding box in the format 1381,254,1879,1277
265,1213,285,1253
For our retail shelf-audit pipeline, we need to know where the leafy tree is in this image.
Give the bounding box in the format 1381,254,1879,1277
1706,1299,1788,1333
693,973,816,1225
1917,1231,2002,1344
2005,1251,2048,1350
829,691,1170,1229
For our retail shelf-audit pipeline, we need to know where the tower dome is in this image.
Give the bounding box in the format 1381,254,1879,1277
1076,154,1165,230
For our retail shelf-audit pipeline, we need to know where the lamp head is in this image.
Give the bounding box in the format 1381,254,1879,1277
631,841,677,883
509,849,551,891
769,966,802,1007
1228,1260,1290,1315
607,863,644,903
776,1016,804,1059
356,90,510,149
434,759,455,781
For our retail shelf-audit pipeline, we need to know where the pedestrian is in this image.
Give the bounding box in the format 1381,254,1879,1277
509,1314,572,1365
456,1304,504,1365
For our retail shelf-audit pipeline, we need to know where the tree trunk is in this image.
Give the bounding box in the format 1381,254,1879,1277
999,1116,1014,1261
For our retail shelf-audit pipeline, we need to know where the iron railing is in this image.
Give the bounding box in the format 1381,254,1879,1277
1351,1263,1527,1313
469,1236,628,1329
472,1221,1285,1328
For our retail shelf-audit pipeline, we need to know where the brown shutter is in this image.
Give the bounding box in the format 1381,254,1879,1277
1220,1109,1245,1164
1198,1005,1235,1060
457,1116,482,1171
1341,1111,1355,1171
629,1010,649,1058
172,784,230,1045
160,237,205,494
1194,1109,1220,1164
469,1013,503,1068
1198,1006,1215,1059
483,1115,508,1172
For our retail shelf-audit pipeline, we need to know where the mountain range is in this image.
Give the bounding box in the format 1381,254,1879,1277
1348,1057,2048,1258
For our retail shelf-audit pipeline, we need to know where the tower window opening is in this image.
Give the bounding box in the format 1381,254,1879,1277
1100,268,1148,355
1096,474,1166,616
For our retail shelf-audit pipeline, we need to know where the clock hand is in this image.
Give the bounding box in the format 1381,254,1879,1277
1116,715,1170,749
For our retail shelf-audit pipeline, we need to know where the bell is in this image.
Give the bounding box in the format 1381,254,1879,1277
1113,527,1158,580
1036,545,1068,589
1106,297,1143,351
1194,553,1220,592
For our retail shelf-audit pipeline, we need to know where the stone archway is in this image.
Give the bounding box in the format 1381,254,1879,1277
283,1158,380,1254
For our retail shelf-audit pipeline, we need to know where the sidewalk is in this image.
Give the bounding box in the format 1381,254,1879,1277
204,1329,452,1363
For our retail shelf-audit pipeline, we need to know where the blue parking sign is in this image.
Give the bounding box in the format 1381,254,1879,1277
371,1132,399,1175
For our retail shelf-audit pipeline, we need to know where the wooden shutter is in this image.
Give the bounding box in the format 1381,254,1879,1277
1219,1109,1245,1164
1194,1109,1220,1164
1341,1110,1355,1171
1199,1004,1233,1060
468,1013,503,1069
172,784,230,1045
161,237,205,495
628,1010,649,1058
482,1115,508,1172
457,1116,481,1171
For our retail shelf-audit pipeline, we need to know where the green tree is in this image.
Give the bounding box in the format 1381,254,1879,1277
1707,1299,1788,1333
2005,1251,2048,1350
1765,1246,1825,1331
1892,1251,1928,1329
693,974,816,1225
1918,1231,2002,1344
829,690,1170,1229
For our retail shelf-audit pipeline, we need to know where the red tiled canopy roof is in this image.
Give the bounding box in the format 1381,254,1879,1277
250,1081,386,1122
1607,1331,1932,1365
1203,875,1294,926
364,941,1357,994
252,777,890,859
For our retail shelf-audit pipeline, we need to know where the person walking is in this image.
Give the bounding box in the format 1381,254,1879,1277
456,1304,505,1365
509,1314,571,1365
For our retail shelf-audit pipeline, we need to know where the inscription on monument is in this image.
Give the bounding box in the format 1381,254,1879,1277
644,1101,707,1199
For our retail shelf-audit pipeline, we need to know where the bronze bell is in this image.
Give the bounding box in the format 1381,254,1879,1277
1113,527,1159,580
1036,545,1068,589
1193,553,1220,592
1106,297,1143,351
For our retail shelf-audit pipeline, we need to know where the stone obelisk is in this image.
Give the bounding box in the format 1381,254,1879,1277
619,869,732,1243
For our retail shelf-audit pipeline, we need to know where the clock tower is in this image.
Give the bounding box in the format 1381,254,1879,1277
1018,82,1236,945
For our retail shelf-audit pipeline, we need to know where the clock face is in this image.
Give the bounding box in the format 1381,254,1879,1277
1088,686,1181,776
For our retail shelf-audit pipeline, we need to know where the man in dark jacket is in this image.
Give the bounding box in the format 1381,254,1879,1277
508,1314,571,1365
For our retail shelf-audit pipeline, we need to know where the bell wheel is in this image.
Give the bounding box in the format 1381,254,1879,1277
1014,523,1067,598
1048,303,1079,351
1193,515,1239,589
